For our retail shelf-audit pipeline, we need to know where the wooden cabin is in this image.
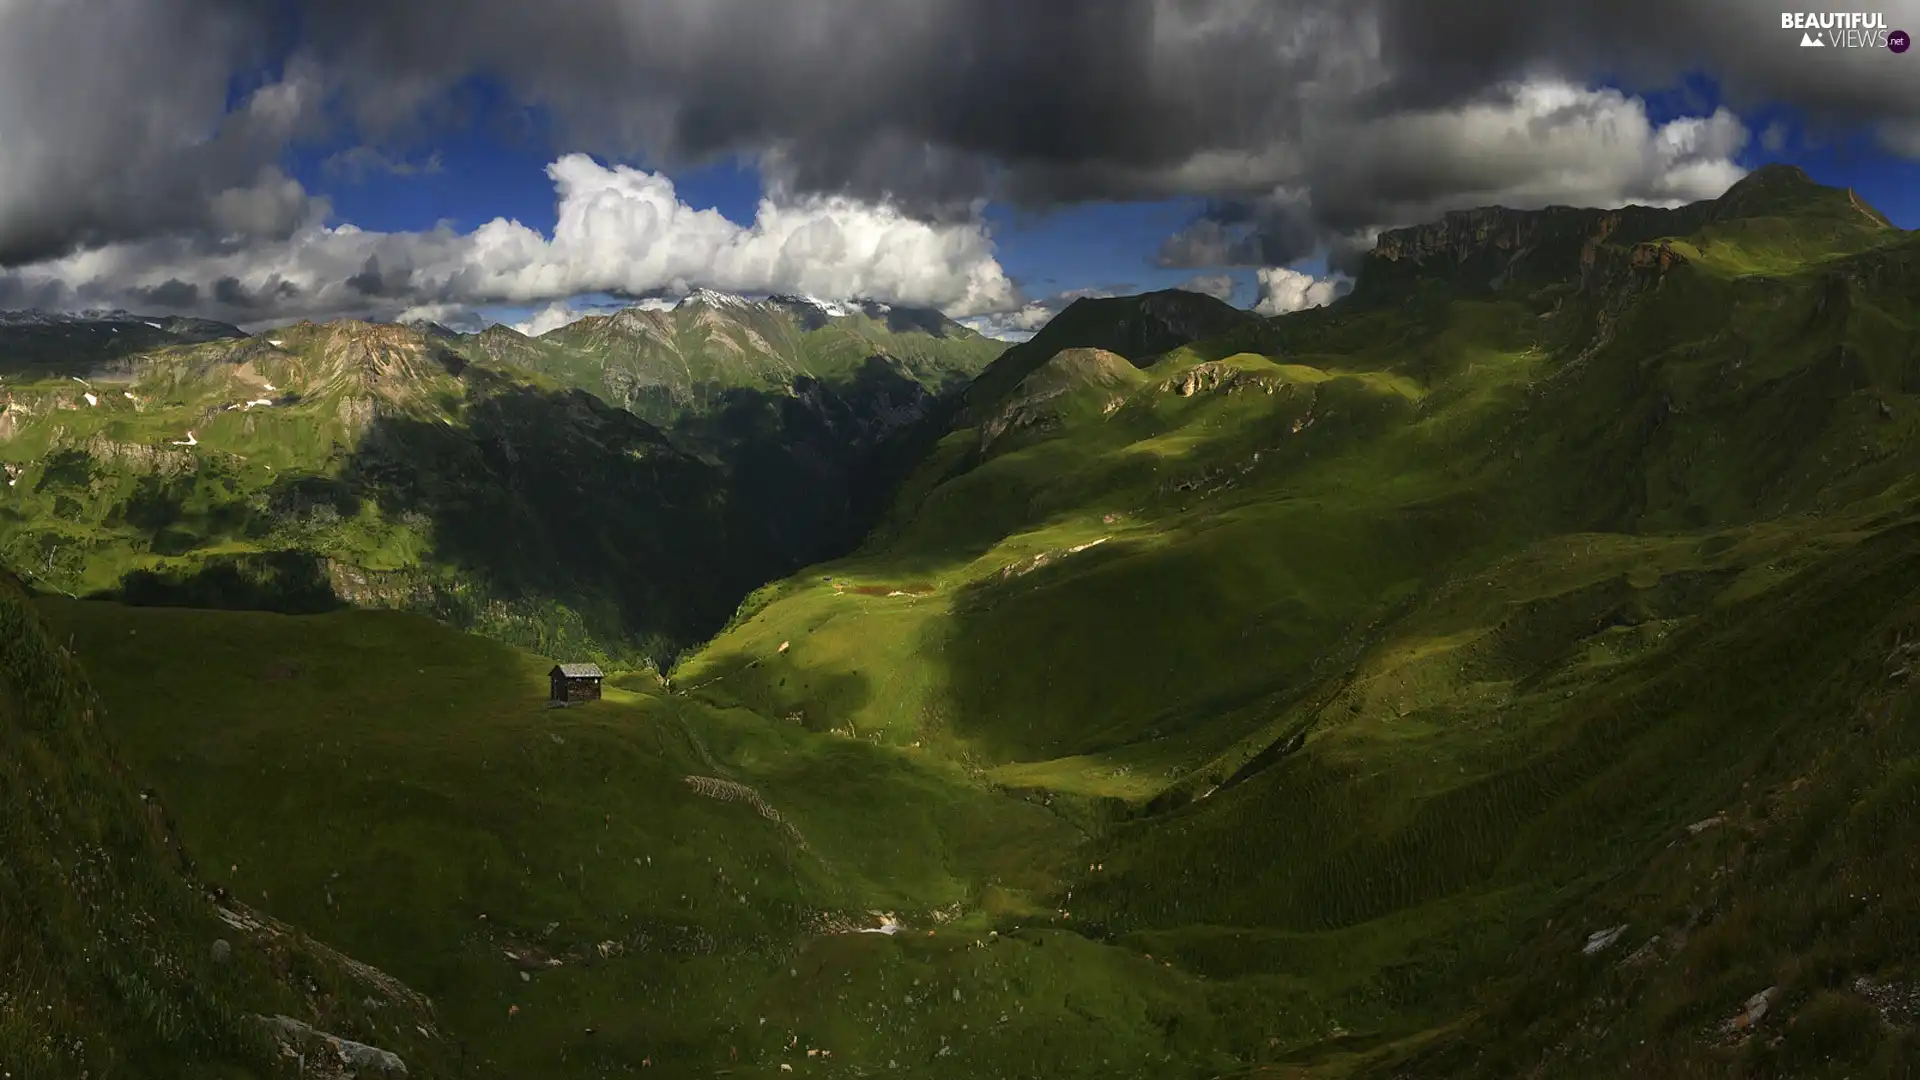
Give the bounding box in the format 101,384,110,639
549,663,604,703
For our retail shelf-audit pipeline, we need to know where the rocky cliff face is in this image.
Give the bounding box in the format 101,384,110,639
1354,164,1884,300
1362,202,1707,295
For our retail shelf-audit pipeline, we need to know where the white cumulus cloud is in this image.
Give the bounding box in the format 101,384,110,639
1254,267,1349,316
959,286,1116,342
0,154,1019,328
1165,78,1754,270
511,300,590,337
1178,273,1237,301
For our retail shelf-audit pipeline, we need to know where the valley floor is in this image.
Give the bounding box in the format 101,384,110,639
37,480,1920,1078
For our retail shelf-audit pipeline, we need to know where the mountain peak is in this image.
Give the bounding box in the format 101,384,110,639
765,294,855,319
1723,162,1814,193
0,307,212,330
1711,162,1890,227
676,287,752,311
962,288,1259,419
403,319,462,340
609,305,671,328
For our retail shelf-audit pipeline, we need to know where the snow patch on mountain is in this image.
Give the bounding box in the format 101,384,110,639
767,294,855,318
677,288,752,311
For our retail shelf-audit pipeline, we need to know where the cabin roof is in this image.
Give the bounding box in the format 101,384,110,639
551,663,605,679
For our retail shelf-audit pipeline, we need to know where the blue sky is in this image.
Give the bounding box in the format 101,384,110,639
291,126,1257,318
3,1,1915,334
275,69,1920,332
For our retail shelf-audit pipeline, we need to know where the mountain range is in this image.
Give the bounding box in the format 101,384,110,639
4,163,1919,1078
0,291,1002,665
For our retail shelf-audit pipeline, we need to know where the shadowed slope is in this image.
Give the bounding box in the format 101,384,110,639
0,320,778,666
0,570,452,1078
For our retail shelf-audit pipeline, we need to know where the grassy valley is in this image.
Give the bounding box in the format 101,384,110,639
8,164,1920,1077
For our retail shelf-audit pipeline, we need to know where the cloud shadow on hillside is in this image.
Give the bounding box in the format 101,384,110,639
338,380,774,660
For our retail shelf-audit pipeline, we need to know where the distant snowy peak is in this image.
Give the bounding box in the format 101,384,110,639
675,287,752,311
0,309,243,339
765,294,854,318
0,308,139,327
611,290,934,329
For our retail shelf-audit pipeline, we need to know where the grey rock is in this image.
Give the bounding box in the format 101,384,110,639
258,1015,408,1077
1581,924,1628,956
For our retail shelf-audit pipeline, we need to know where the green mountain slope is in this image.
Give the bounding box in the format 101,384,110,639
39,596,1098,1079
24,166,1920,1078
0,320,777,666
665,166,1920,1074
455,292,1010,574
0,570,452,1078
959,287,1260,421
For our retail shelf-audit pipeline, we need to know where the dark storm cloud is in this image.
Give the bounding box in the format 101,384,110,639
284,0,1331,217
1369,0,1916,122
280,0,1917,206
1158,195,1326,268
1177,274,1237,302
0,0,326,266
2,0,1915,321
130,279,202,310
345,255,416,298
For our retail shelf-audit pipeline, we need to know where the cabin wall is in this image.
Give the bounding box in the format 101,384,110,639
555,678,602,703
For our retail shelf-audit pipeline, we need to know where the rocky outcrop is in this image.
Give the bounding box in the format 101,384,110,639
74,434,196,475
1558,240,1693,373
961,290,1259,423
979,347,1140,449
1358,165,1851,300
336,394,376,435
321,560,434,608
1363,202,1709,296
257,1014,408,1077
1165,361,1288,398
1371,205,1611,267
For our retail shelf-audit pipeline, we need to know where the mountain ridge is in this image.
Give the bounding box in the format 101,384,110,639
1354,162,1900,299
658,169,1920,1075
455,293,1000,430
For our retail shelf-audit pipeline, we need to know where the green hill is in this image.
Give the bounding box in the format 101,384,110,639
0,319,774,667
16,166,1920,1077
0,569,453,1078
36,595,1106,1079
665,166,1920,1074
959,288,1260,422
